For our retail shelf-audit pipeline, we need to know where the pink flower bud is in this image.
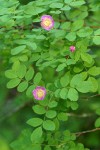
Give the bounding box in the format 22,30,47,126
70,46,76,52
32,86,46,100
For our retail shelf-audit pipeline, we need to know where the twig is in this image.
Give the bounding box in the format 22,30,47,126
75,128,100,137
82,94,100,100
67,113,93,118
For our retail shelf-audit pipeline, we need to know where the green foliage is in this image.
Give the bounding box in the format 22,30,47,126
68,88,78,101
5,70,17,79
57,112,68,121
43,120,55,131
32,105,46,115
33,72,42,85
60,72,70,87
0,0,100,149
7,78,21,89
11,45,26,55
25,67,34,81
95,118,100,127
17,81,28,92
0,138,10,150
60,88,68,99
31,127,43,143
88,66,100,76
11,130,34,150
46,110,57,119
27,118,43,127
48,101,58,108
93,36,100,45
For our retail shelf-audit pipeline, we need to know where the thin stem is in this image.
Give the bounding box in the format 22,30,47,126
82,94,100,100
67,113,93,118
75,128,100,137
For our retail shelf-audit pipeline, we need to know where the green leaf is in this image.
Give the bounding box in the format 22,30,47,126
54,30,66,38
25,67,34,81
17,81,28,92
7,78,21,89
81,72,88,80
26,85,35,97
60,72,70,87
31,127,43,143
32,105,46,115
32,144,41,150
43,120,55,131
93,36,100,45
11,45,26,55
76,81,91,93
35,7,46,15
44,146,51,150
94,29,100,36
66,59,76,65
63,130,71,141
49,3,63,8
70,1,85,7
76,143,85,149
18,55,28,62
50,10,61,14
27,42,37,50
88,66,100,76
58,112,68,121
38,98,49,107
75,51,81,61
25,6,45,15
48,101,58,108
68,88,78,101
64,0,72,4
27,118,43,127
30,54,40,62
88,77,98,92
73,65,83,73
36,35,46,40
71,102,78,110
61,6,71,11
34,72,42,84
12,60,20,71
70,74,82,88
46,110,57,119
5,70,17,79
56,63,66,72
53,118,60,130
95,118,100,127
65,32,76,41
61,22,71,30
71,20,84,31
96,108,100,116
55,88,61,97
17,64,27,79
10,129,35,150
77,27,93,37
81,53,93,64
60,88,68,99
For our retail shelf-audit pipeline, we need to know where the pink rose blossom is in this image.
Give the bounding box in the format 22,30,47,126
70,46,76,52
32,86,46,100
41,15,54,30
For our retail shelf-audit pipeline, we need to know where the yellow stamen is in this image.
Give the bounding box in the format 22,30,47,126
43,19,52,27
37,90,44,98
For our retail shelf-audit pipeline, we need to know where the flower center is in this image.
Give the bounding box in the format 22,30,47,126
43,19,52,27
37,90,44,98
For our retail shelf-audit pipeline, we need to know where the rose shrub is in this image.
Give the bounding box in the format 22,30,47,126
0,0,100,150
